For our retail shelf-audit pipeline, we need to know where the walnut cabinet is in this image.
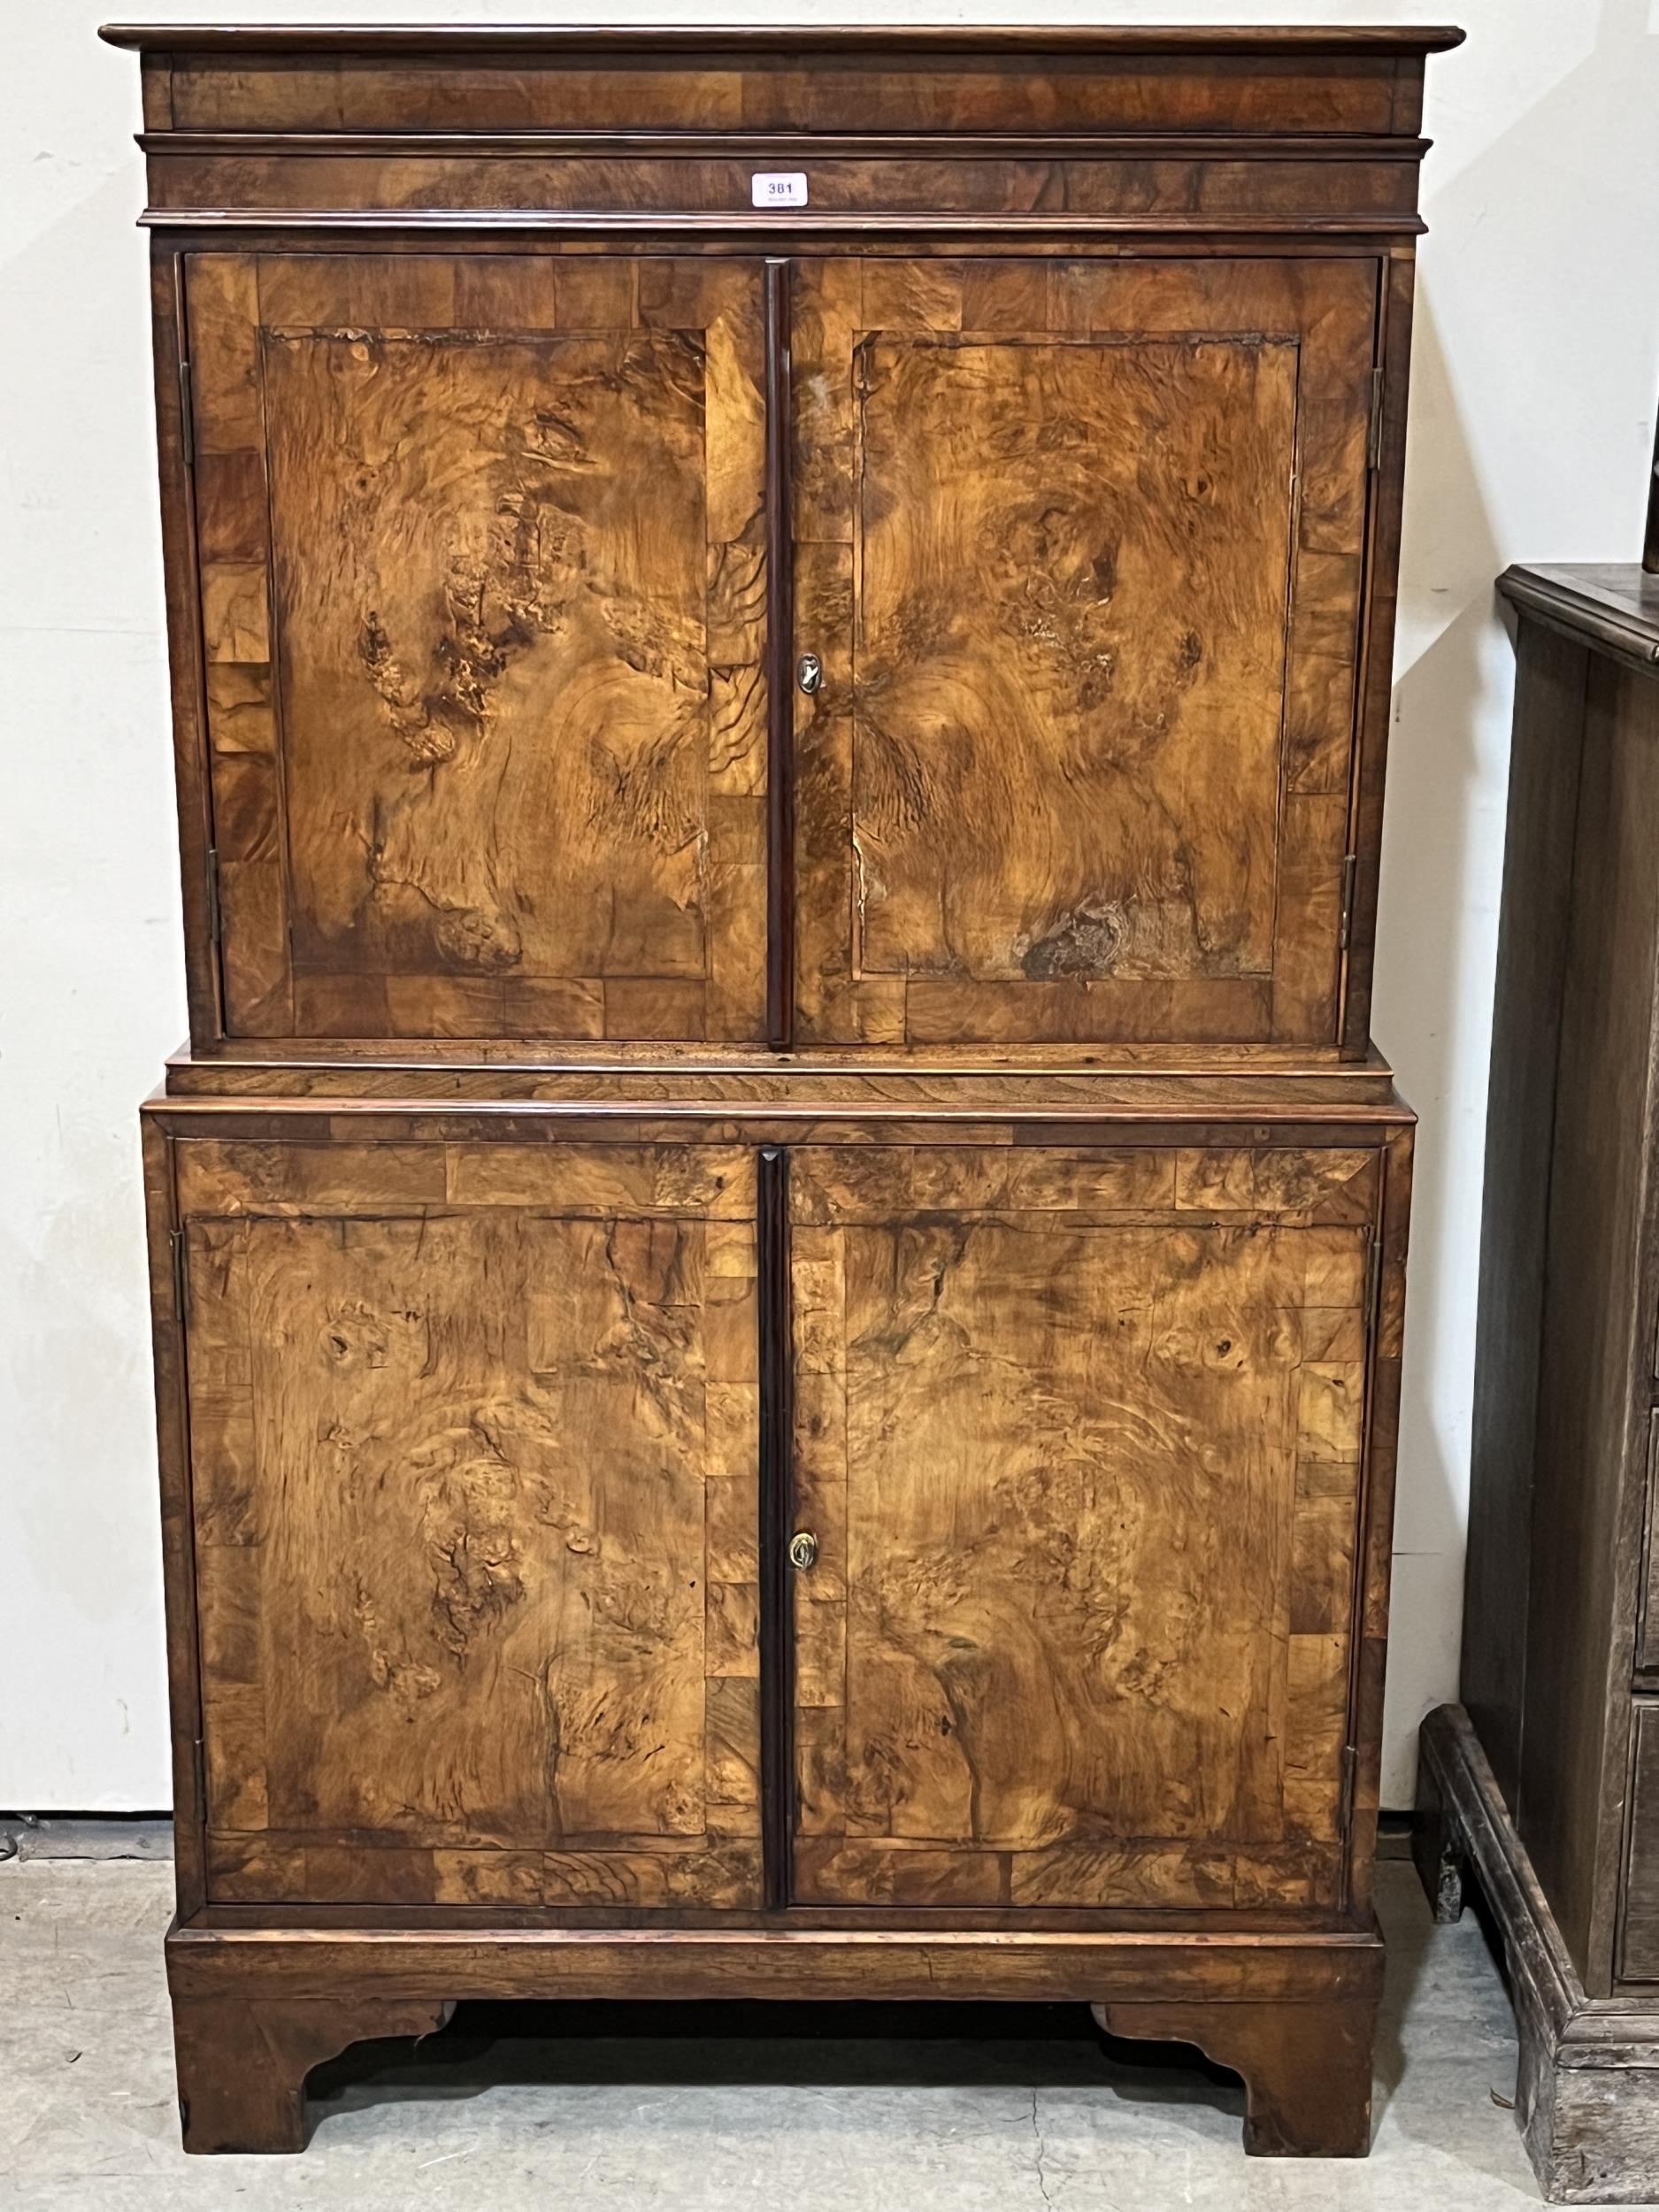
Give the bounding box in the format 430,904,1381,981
106,21,1455,2162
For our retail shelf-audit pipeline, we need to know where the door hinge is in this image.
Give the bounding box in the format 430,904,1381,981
169,1226,189,1325
204,845,222,948
1367,367,1386,471
1338,852,1359,951
178,354,196,471
1339,1744,1359,1839
1364,1233,1384,1347
190,1736,207,1817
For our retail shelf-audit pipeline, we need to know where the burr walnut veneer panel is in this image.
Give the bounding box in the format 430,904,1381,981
188,252,768,1044
180,1138,761,1909
794,257,1376,1048
790,1142,1375,1911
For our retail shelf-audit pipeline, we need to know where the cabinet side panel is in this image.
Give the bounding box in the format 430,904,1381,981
1339,248,1412,1056
1521,658,1659,1994
151,247,222,1046
1346,1120,1413,1916
1462,620,1590,1806
142,1116,207,1915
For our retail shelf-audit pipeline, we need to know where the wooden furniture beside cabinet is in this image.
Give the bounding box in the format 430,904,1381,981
104,20,1459,2158
1418,565,1659,2204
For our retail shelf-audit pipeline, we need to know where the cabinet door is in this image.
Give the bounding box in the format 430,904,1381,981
186,253,768,1044
180,1133,761,1908
792,257,1378,1047
788,1142,1378,1911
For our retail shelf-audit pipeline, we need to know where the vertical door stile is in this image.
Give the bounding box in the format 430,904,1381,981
764,260,795,1049
757,1145,795,1908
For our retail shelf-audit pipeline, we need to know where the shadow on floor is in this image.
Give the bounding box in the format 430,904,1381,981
310,1862,1451,2139
311,1997,1248,2122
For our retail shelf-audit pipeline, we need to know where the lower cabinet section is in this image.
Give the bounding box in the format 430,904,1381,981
150,1103,1407,1926
143,1091,1410,2155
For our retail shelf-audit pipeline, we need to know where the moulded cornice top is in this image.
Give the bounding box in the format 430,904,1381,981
98,22,1468,58
1499,565,1659,675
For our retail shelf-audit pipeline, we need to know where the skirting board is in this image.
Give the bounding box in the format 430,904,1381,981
1417,1702,1659,2203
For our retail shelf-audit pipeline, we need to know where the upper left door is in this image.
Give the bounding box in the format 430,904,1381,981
183,253,770,1046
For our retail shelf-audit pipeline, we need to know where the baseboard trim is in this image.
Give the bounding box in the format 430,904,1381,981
0,1815,173,1863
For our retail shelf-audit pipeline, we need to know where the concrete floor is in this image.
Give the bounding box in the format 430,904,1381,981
0,1855,1586,2209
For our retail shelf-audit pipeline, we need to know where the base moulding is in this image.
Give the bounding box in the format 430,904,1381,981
1417,1701,1659,2203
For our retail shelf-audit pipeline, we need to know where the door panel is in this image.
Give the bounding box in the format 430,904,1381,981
793,257,1378,1047
187,253,768,1044
181,1135,762,1908
789,1142,1377,1911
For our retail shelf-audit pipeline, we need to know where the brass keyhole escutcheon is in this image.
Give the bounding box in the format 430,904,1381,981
787,1530,818,1571
796,651,823,695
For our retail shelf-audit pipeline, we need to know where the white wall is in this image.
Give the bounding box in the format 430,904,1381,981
3,0,1656,1810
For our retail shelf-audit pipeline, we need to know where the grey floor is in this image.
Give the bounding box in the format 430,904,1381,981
0,1851,1585,2209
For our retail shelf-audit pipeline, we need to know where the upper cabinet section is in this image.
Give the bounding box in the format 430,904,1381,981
108,25,1459,1061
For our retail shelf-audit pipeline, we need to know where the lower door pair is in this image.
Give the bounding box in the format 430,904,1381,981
157,1112,1395,1919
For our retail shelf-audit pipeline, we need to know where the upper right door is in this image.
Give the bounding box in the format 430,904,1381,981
792,256,1379,1049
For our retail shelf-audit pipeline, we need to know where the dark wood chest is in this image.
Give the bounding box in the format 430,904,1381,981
1421,566,1659,2201
104,19,1457,2159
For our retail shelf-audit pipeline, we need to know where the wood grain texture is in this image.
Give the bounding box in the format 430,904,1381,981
1345,1123,1413,1919
1455,580,1659,2032
180,1137,761,1909
1417,1701,1659,2207
142,151,1425,232
1338,247,1415,1054
757,1146,794,1907
187,251,768,1045
1621,1703,1659,1979
150,248,223,1049
173,1993,453,2154
162,1044,1407,1097
166,1915,1385,2003
789,1142,1378,1911
764,265,795,1046
1094,1994,1376,2155
114,35,1454,146
1520,655,1659,1994
142,1117,208,1917
1498,565,1659,680
1638,1417,1659,1675
793,256,1377,1048
1459,619,1591,1809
